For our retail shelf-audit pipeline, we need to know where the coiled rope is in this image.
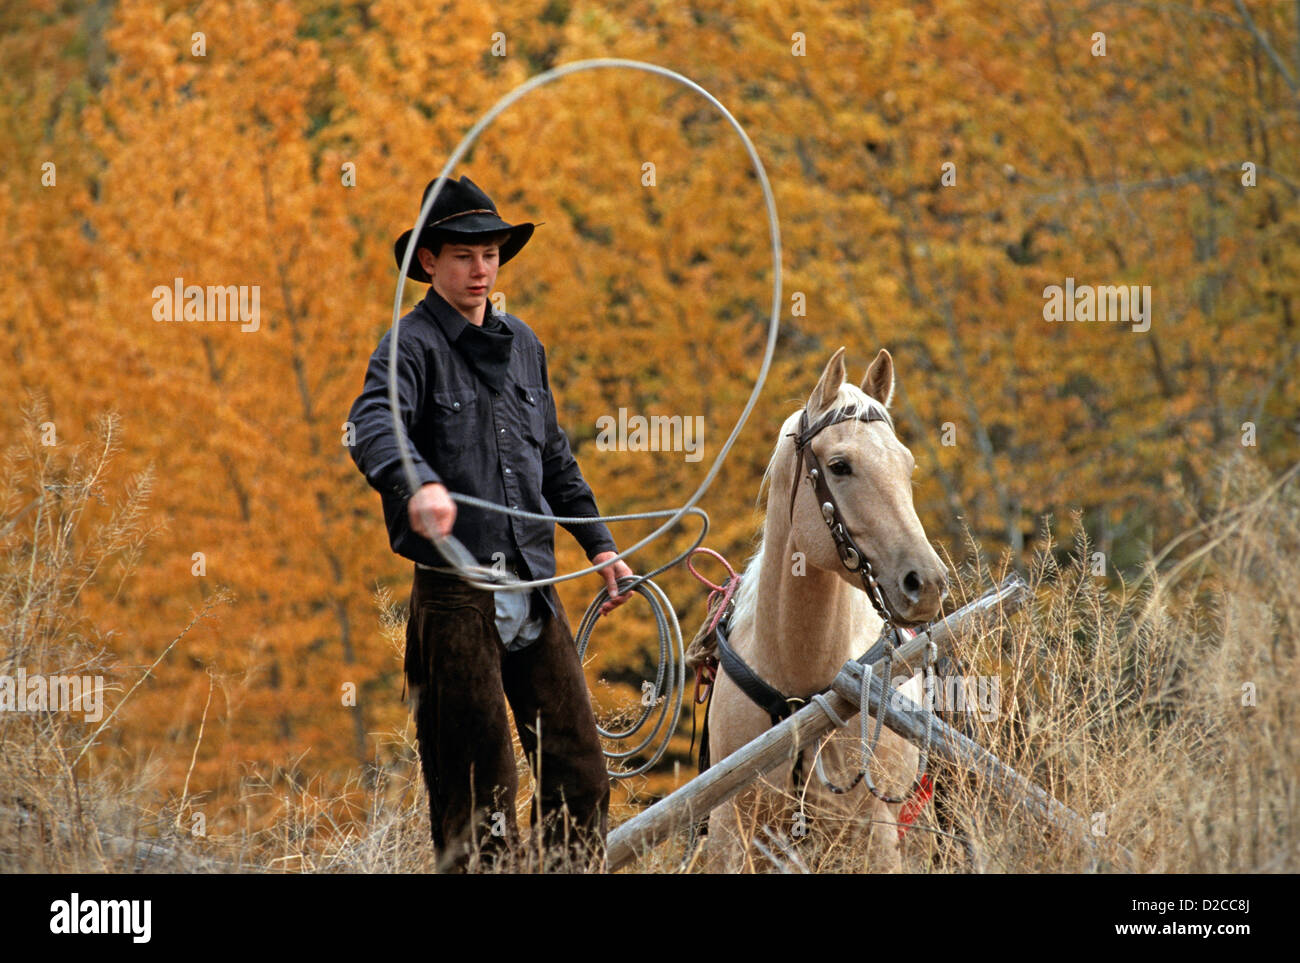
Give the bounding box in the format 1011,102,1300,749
387,59,782,777
812,628,939,803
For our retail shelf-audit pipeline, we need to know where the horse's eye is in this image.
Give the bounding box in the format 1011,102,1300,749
828,460,852,476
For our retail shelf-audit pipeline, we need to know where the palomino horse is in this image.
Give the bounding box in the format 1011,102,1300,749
703,347,949,871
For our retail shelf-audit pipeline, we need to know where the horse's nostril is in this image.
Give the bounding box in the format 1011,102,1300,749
901,570,923,601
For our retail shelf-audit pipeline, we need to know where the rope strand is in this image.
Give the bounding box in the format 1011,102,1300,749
386,61,783,777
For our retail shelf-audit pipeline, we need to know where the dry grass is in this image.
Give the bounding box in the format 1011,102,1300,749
919,454,1300,875
2,399,1295,873
666,455,1299,874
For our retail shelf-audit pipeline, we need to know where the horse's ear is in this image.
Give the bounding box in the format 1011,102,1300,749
861,348,895,408
808,346,847,416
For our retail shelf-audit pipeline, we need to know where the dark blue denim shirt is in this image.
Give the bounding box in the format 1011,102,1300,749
347,287,618,605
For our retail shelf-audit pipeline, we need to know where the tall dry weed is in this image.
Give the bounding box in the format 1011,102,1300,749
3,399,1294,873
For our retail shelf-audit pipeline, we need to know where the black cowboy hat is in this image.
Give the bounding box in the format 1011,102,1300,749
393,174,536,282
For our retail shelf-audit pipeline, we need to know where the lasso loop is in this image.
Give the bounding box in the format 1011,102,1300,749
388,59,782,776
389,58,782,594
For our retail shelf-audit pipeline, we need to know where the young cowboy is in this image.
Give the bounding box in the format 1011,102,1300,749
347,174,634,871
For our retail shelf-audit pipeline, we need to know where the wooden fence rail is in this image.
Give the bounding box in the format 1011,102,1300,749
606,575,1135,872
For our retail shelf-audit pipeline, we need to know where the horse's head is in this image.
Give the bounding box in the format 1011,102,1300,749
783,346,949,625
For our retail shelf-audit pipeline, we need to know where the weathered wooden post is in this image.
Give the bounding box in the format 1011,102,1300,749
605,576,1133,871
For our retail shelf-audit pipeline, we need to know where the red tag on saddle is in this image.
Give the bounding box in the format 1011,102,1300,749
897,773,934,840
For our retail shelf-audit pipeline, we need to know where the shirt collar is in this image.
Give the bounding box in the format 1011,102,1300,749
421,286,502,343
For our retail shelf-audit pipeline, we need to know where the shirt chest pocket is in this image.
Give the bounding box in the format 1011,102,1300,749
514,383,547,449
429,389,479,456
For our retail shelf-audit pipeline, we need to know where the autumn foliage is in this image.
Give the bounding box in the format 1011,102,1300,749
1,0,1296,845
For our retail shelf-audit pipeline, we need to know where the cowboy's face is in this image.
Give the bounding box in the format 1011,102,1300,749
420,241,499,322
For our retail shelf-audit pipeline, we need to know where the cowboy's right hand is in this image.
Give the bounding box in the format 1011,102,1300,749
409,482,456,539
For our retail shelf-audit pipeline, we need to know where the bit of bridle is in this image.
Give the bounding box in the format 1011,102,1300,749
786,401,902,626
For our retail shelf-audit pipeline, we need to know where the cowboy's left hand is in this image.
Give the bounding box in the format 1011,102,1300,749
592,551,634,616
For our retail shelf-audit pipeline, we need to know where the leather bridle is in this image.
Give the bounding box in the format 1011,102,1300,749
786,402,904,626
697,399,931,802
